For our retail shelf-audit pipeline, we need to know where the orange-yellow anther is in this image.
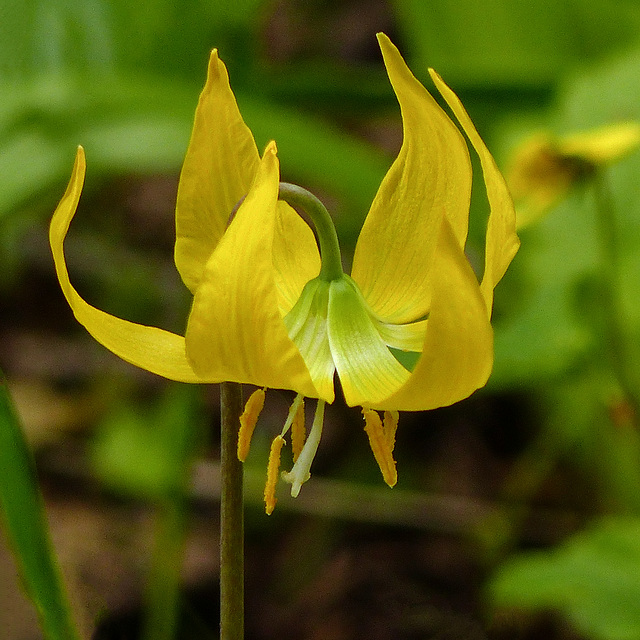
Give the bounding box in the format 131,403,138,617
237,387,266,462
264,434,286,515
290,398,306,462
362,407,398,487
383,410,399,450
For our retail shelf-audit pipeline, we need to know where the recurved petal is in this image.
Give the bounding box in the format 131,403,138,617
327,277,410,407
378,217,493,412
376,318,427,352
50,148,205,383
351,33,472,324
429,69,519,314
184,143,324,399
174,49,260,294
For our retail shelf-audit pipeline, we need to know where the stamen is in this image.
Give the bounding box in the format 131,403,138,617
264,434,286,515
383,410,399,450
237,387,266,462
362,408,398,487
279,393,304,438
282,399,325,497
291,398,306,462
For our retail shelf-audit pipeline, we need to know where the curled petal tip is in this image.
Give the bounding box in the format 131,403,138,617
264,139,278,156
69,145,86,168
376,32,396,55
206,49,223,79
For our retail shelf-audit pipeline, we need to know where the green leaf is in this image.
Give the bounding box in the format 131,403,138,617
489,517,640,640
0,372,81,640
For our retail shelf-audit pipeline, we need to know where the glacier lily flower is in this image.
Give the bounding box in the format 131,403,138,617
508,123,640,228
50,34,519,512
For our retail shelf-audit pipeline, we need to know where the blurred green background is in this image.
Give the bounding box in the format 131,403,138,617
4,0,640,639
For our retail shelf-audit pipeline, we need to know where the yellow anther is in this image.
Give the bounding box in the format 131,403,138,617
290,398,306,462
237,387,266,462
362,407,398,487
264,434,285,515
383,410,399,450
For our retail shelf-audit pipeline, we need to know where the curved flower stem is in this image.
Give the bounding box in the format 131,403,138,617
593,171,640,414
220,382,244,640
279,182,344,281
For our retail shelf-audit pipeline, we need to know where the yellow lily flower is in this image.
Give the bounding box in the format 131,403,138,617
50,34,519,510
507,123,640,228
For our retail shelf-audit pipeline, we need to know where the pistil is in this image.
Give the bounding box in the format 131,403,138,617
282,400,326,497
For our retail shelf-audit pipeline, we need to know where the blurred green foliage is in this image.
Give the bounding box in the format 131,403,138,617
90,384,203,640
489,518,640,640
392,0,640,87
4,0,640,638
0,0,391,236
91,383,202,500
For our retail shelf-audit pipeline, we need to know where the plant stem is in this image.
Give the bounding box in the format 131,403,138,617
592,171,640,414
279,182,344,281
219,382,244,640
142,496,186,640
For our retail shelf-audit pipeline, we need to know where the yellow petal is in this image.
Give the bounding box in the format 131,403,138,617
272,200,321,315
351,33,472,324
429,69,520,315
50,148,205,383
379,217,493,411
184,142,322,399
174,49,260,293
559,122,640,164
376,318,427,352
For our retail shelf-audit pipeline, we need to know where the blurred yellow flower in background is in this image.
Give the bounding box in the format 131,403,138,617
508,123,640,228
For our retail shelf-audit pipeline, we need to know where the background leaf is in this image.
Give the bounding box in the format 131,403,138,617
0,372,81,640
489,517,640,640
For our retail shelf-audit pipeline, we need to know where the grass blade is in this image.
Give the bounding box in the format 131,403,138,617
0,372,82,640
